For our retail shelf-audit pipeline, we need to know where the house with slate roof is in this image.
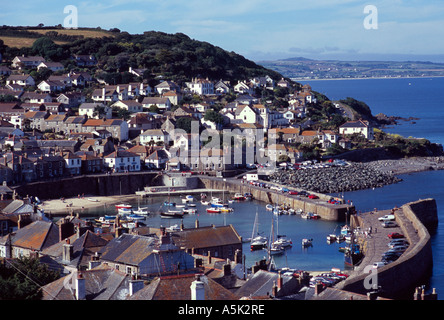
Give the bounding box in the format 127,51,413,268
98,232,195,277
339,120,374,140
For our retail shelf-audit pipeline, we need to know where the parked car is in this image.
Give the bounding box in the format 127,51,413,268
382,221,398,228
388,232,404,239
388,239,409,247
378,214,395,221
373,262,387,269
387,245,408,253
308,194,319,199
289,190,298,195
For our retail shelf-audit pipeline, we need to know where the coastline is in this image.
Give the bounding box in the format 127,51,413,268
292,75,444,82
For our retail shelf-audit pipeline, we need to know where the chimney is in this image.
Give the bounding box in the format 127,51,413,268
223,260,231,277
62,239,74,262
88,252,101,270
190,274,205,300
76,272,86,300
129,276,144,296
314,282,324,295
277,271,283,290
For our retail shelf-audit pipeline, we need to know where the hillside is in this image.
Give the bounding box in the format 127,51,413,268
0,26,282,83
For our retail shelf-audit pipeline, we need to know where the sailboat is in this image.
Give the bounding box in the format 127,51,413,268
269,217,284,255
250,210,268,251
272,213,292,248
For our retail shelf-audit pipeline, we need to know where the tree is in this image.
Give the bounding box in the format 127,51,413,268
0,256,60,300
204,110,224,125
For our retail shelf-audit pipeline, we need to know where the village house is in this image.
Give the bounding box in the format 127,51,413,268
82,118,129,141
139,129,169,146
6,74,35,87
11,56,45,69
48,74,73,88
98,232,195,277
145,148,169,169
0,66,12,76
57,92,85,108
234,81,254,95
91,87,119,103
77,152,104,174
103,149,140,172
162,90,181,105
37,61,64,72
111,100,143,113
263,144,303,163
0,103,25,120
186,78,215,95
339,120,374,140
78,102,112,119
37,80,66,93
141,96,171,111
72,54,97,67
214,80,231,95
21,92,52,104
62,151,82,175
155,80,180,94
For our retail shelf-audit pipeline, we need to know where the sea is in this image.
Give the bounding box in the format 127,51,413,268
84,77,444,298
301,77,444,296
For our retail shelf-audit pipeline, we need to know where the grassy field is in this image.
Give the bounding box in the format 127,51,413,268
0,28,114,48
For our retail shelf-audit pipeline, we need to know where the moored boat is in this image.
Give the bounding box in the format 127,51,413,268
266,204,273,211
115,203,132,209
302,238,313,247
233,193,246,201
160,210,184,219
118,208,132,215
206,207,221,214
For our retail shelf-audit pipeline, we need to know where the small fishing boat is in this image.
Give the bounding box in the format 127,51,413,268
233,193,246,201
185,195,194,201
160,210,184,218
201,200,209,205
133,207,149,215
244,192,253,200
327,234,337,242
95,216,115,224
127,214,146,221
266,204,273,211
87,198,99,202
188,203,196,207
118,208,132,215
302,238,313,247
206,208,221,214
183,208,197,214
166,224,181,232
274,235,292,248
115,203,132,209
163,201,176,207
220,207,234,213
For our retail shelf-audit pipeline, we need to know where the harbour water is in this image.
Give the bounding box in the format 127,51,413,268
84,196,349,272
303,77,444,296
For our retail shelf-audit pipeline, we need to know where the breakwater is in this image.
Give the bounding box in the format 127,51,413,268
269,162,402,193
338,198,437,299
199,177,354,221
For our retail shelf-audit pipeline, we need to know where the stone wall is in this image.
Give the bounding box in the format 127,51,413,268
14,172,159,200
341,198,437,299
199,177,352,221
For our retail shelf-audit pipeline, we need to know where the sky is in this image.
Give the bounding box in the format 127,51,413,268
2,0,444,62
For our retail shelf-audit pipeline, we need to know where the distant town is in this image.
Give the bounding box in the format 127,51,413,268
259,57,444,80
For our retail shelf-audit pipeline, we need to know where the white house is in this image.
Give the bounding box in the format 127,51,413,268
140,129,169,146
21,92,52,104
234,81,254,95
11,56,45,69
339,120,374,140
91,88,119,103
235,105,258,124
186,78,214,95
63,152,82,175
103,150,141,173
78,103,112,119
111,100,143,113
145,149,170,169
141,97,171,111
37,80,65,93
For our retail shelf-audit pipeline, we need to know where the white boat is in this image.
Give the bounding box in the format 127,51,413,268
295,208,303,215
115,203,132,209
188,203,196,207
327,234,337,242
269,243,284,255
201,200,209,205
87,198,99,202
250,210,268,251
274,235,292,248
302,238,313,247
127,214,146,221
266,204,273,211
166,224,181,232
161,210,184,218
288,208,296,215
185,195,194,201
118,208,132,215
183,208,197,214
133,207,150,215
181,198,189,203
